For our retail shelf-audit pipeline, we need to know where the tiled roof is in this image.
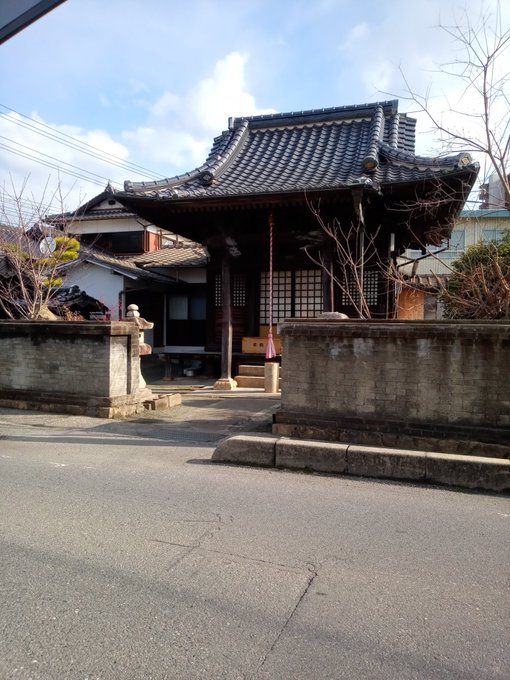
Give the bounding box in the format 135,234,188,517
78,243,207,280
121,100,477,201
0,223,44,259
69,208,136,221
78,245,171,282
132,245,208,268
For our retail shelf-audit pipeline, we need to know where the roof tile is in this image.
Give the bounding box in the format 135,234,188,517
121,100,478,201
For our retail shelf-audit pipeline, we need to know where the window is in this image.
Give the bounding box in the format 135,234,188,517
80,231,144,254
169,291,207,320
449,230,465,251
214,273,246,307
260,270,322,323
295,270,323,316
189,295,206,320
341,270,379,306
481,229,505,243
168,296,188,320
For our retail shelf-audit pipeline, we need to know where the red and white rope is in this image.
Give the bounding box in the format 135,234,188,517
266,213,276,359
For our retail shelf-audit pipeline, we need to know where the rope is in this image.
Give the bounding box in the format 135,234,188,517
266,213,276,359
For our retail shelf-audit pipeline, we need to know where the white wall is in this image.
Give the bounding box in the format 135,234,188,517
64,262,125,319
71,217,147,235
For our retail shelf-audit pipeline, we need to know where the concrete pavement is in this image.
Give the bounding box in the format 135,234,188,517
0,379,280,444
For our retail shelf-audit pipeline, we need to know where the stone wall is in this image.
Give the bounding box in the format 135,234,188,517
273,319,510,456
0,321,152,417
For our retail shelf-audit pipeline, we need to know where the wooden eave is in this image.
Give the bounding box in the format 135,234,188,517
118,184,356,215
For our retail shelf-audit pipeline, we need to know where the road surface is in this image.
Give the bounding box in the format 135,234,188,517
0,409,508,679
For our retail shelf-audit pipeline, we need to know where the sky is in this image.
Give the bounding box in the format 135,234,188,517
0,0,508,220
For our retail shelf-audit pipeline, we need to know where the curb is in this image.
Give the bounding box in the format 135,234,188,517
211,435,510,492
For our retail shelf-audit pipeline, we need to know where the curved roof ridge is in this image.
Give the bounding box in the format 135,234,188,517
379,142,477,170
203,119,250,180
362,104,384,172
230,100,399,130
124,121,250,195
387,113,400,148
124,164,207,194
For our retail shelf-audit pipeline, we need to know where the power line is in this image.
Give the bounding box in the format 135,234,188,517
1,194,65,218
0,103,167,179
0,142,114,189
0,136,124,188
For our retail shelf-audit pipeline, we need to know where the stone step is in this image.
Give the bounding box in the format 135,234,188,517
237,364,281,377
234,375,282,389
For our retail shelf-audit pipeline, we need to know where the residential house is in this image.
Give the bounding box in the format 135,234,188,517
398,207,510,319
45,189,208,354
479,170,509,210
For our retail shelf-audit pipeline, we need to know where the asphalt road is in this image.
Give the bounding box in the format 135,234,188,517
0,409,509,679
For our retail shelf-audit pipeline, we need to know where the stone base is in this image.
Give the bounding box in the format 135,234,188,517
143,393,182,412
272,410,510,459
212,434,510,492
213,377,238,391
0,386,168,419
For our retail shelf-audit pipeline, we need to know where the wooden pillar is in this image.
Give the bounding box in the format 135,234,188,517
321,246,334,313
214,251,237,390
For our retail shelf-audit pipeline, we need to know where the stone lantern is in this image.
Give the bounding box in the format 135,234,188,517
125,303,154,389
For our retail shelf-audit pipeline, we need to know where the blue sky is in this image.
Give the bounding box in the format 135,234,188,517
0,0,507,215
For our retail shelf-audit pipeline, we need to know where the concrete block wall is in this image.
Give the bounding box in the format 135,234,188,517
0,321,146,417
274,320,510,452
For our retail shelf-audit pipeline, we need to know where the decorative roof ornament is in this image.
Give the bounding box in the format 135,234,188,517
200,170,214,186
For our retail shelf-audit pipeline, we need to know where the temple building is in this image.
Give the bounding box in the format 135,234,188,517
115,100,479,386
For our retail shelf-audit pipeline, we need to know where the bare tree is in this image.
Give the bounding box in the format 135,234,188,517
0,179,80,319
375,7,510,319
399,6,509,208
304,202,386,319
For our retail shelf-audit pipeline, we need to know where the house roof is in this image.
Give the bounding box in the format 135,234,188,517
406,273,450,291
77,243,207,281
0,223,45,259
459,209,510,219
77,245,169,282
132,245,208,268
44,187,138,223
120,100,478,202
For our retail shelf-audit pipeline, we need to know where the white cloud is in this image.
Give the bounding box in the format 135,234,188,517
150,92,181,119
185,52,274,133
0,51,274,214
336,0,510,167
123,51,275,176
122,126,209,172
340,22,370,50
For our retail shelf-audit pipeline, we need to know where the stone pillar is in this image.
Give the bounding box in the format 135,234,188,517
264,362,279,393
